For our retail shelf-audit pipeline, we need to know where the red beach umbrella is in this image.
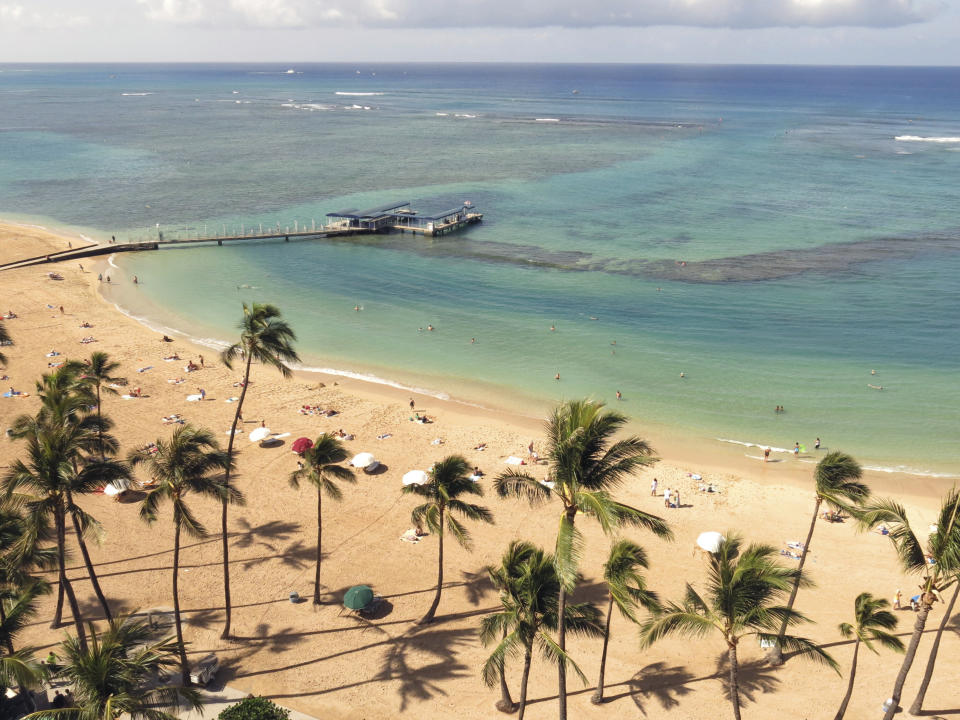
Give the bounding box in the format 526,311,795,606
292,437,313,455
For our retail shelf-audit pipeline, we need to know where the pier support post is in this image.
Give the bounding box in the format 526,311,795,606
218,240,222,246
285,236,289,242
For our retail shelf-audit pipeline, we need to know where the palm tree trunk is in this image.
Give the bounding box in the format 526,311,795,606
728,641,742,720
313,491,322,605
908,582,959,716
770,497,821,666
420,508,444,625
591,595,614,704
557,581,568,719
172,522,190,687
67,491,112,621
834,638,860,720
517,646,533,720
495,626,517,713
220,353,252,639
95,384,103,459
53,578,64,628
54,507,86,650
883,601,932,720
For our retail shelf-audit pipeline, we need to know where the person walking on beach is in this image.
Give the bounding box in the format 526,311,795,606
199,354,204,368
198,388,206,401
409,398,415,411
815,437,821,450
663,487,671,508
764,447,771,462
651,477,658,496
793,442,800,457
616,390,622,400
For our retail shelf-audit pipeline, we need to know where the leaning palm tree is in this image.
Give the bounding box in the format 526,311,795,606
131,425,241,685
2,423,115,647
769,451,868,665
481,544,603,720
404,455,493,624
219,303,299,639
74,351,125,458
833,592,903,720
641,534,837,720
909,572,960,715
592,539,659,704
859,489,960,720
23,613,203,720
11,366,124,623
289,434,355,605
495,399,671,720
485,539,540,714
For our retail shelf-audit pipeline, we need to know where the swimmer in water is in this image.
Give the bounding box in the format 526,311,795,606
616,390,622,400
554,372,560,381
871,369,876,375
427,324,434,331
679,372,685,378
470,338,476,344
354,305,360,311
550,325,555,331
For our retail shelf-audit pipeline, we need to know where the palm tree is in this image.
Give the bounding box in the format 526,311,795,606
130,425,242,685
833,592,903,720
481,544,603,720
3,423,112,647
592,539,659,704
909,575,960,715
403,455,493,624
769,451,868,665
0,583,46,709
11,366,124,623
640,534,837,720
485,540,539,713
74,351,125,458
494,399,671,719
219,303,299,639
288,433,355,605
859,489,960,720
23,613,203,720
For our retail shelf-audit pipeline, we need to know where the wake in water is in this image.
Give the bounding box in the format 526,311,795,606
895,135,960,143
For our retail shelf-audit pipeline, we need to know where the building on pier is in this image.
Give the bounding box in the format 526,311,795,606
325,201,481,236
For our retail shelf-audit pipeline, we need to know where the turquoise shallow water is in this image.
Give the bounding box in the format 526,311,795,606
3,63,960,475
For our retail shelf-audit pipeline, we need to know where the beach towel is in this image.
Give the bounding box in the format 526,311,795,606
137,366,153,373
505,456,525,466
186,394,202,402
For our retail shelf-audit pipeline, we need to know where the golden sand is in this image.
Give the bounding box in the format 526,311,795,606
0,222,955,719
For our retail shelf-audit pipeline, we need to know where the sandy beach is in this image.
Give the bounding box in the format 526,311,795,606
1,221,956,720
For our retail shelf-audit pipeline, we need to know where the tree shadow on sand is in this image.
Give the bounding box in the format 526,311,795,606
713,654,780,708
627,661,696,714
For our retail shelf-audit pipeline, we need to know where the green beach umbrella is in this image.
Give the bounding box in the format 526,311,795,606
344,585,374,611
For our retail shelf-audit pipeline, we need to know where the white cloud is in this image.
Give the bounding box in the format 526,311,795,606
136,0,207,24
0,3,88,29
132,0,945,29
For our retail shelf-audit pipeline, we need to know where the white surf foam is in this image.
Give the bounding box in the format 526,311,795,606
107,254,119,269
895,135,960,143
335,91,384,96
121,92,153,96
535,118,560,122
716,437,792,454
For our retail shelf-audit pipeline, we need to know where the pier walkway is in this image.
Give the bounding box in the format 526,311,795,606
0,200,482,271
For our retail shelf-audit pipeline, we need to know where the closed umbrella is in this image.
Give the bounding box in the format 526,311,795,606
249,426,270,442
696,531,725,553
343,585,374,611
402,470,428,486
292,437,313,454
351,452,378,470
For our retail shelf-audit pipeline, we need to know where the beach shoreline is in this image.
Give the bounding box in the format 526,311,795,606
2,220,957,720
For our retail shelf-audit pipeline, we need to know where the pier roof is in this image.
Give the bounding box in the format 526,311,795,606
326,201,411,220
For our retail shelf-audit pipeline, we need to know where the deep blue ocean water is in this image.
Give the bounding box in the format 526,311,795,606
2,63,959,474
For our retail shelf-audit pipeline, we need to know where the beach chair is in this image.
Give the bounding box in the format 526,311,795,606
189,654,219,686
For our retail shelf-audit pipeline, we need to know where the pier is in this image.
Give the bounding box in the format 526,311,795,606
0,201,482,271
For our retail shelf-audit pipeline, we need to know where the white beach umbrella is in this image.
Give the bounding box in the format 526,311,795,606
402,470,428,486
249,427,270,442
351,452,378,470
696,531,725,554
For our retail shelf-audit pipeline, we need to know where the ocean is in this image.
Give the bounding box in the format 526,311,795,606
2,63,959,476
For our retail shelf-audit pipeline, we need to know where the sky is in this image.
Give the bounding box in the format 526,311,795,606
0,0,958,64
